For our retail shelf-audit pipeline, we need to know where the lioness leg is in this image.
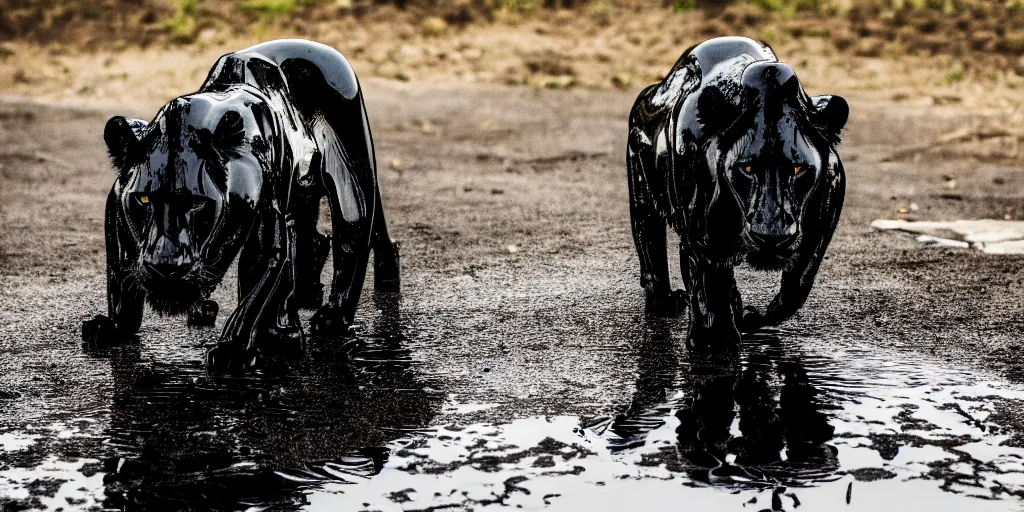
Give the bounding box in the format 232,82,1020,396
729,276,750,333
310,92,384,335
292,198,331,309
210,210,302,369
627,133,683,316
371,187,400,293
760,233,834,328
83,188,145,348
311,214,371,335
682,250,741,351
310,166,373,336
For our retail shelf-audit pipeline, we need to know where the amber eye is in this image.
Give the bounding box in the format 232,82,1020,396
793,166,804,176
138,195,150,204
743,165,753,174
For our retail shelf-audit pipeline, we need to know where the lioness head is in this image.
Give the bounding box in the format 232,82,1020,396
701,61,847,269
104,90,271,314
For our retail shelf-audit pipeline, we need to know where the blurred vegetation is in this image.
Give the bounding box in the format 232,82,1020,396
2,0,1024,63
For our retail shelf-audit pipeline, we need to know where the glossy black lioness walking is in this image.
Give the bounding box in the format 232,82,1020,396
627,36,848,350
82,39,400,369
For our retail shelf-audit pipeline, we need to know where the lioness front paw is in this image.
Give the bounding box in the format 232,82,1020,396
187,300,219,327
206,343,256,373
645,289,687,317
310,306,354,336
739,306,764,333
82,315,118,350
686,321,741,353
206,325,303,372
374,241,401,293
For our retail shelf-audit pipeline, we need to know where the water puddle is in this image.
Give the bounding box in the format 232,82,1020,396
872,219,1024,254
3,327,1024,510
291,333,1024,511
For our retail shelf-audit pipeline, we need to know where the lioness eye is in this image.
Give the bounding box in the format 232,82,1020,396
743,166,752,174
794,166,803,176
139,195,150,204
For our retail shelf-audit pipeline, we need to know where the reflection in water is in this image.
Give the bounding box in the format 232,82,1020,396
603,324,839,489
99,293,443,509
5,314,1024,510
295,323,1024,510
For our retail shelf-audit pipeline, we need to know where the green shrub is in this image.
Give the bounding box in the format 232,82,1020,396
239,0,321,17
162,0,199,42
503,0,543,11
750,0,832,15
944,69,965,84
673,0,698,11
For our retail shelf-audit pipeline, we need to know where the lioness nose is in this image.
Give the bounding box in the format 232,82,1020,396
749,232,797,249
143,261,188,279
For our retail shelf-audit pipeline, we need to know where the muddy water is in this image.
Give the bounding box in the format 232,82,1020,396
3,307,1024,511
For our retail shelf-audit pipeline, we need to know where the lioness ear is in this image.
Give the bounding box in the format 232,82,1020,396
811,95,849,145
104,116,141,170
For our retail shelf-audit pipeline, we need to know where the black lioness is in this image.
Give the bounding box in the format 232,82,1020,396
627,36,848,350
82,39,400,368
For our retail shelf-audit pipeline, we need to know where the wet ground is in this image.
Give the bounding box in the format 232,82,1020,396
3,81,1024,511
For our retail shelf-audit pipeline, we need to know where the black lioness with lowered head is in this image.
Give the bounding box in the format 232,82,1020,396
627,36,848,350
82,39,401,369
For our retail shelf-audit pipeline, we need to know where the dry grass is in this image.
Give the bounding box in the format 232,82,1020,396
2,0,1024,109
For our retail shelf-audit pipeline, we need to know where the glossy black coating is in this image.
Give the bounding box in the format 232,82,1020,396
82,39,401,369
627,36,848,350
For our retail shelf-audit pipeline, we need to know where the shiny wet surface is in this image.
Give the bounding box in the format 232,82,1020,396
3,276,1024,510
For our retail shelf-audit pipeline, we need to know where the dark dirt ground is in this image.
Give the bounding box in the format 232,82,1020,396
2,81,1024,510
